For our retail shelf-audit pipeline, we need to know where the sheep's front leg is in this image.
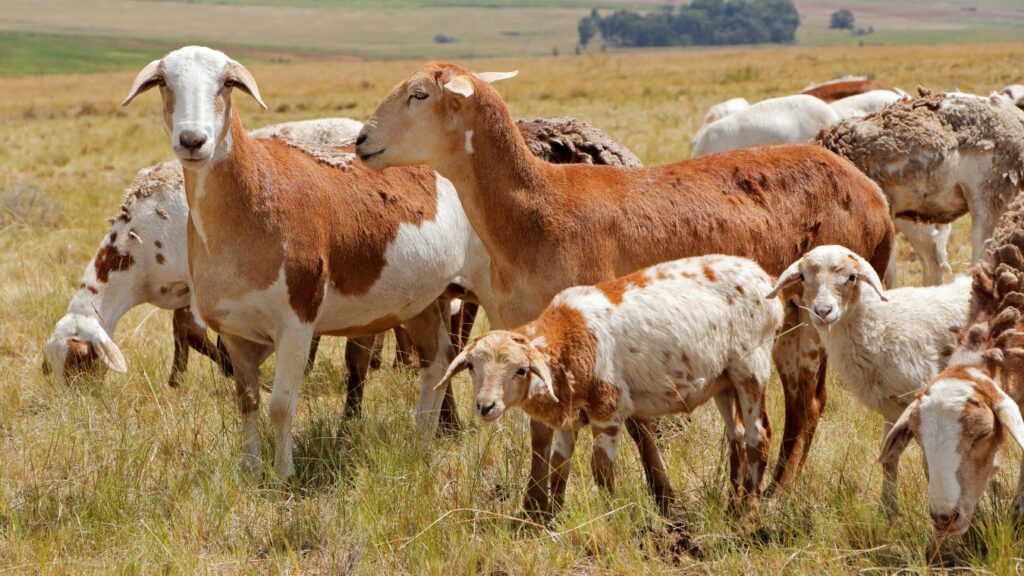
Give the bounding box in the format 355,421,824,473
550,425,579,513
879,421,902,518
770,301,827,491
714,389,746,496
268,329,316,479
403,298,454,441
219,334,273,475
524,419,554,521
590,421,622,495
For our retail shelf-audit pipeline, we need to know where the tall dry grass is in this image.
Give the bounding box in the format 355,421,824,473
2,43,1024,573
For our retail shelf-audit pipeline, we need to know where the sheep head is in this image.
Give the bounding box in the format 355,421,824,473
435,330,555,422
123,46,266,171
356,62,517,173
766,244,887,326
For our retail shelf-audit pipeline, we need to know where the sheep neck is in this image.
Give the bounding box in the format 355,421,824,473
436,93,552,267
66,276,138,337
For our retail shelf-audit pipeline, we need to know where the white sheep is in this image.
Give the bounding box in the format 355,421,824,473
701,97,750,125
1000,83,1024,109
690,94,839,158
436,255,783,514
767,245,970,513
828,89,904,121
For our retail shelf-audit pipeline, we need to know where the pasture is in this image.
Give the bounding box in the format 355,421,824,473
2,42,1024,573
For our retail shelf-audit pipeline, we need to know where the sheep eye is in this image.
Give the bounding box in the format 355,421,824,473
409,92,429,101
798,273,804,282
516,368,527,377
466,362,474,372
848,274,857,283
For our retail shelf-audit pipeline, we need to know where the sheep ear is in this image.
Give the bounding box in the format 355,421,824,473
853,254,888,302
94,339,127,374
994,389,1024,450
443,75,475,98
475,70,518,84
122,59,162,106
527,348,557,403
765,259,803,299
227,59,267,110
433,348,470,391
879,400,918,465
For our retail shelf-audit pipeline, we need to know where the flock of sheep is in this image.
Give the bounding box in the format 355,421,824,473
42,45,1024,549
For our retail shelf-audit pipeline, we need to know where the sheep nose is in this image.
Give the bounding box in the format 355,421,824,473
814,305,833,320
931,510,959,531
356,132,367,146
477,401,496,417
179,130,207,152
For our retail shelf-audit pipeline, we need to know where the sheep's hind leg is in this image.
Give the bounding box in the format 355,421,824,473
625,417,674,515
220,334,273,476
403,297,455,442
343,335,377,418
880,422,901,518
170,306,228,387
714,388,746,498
769,302,826,492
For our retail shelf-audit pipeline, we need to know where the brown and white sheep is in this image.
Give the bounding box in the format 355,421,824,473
356,61,895,517
879,191,1024,537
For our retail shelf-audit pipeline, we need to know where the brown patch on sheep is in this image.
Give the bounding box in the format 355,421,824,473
155,253,165,265
600,268,650,306
155,241,162,249
801,77,897,103
703,264,717,283
94,244,134,283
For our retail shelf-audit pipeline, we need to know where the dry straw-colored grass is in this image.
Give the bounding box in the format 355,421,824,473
2,43,1024,574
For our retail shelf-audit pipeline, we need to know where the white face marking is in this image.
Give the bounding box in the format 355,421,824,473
917,377,971,514
161,47,232,168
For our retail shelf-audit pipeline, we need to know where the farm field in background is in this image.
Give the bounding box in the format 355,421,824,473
2,40,1024,573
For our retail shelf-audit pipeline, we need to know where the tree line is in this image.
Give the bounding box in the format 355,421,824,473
578,0,800,49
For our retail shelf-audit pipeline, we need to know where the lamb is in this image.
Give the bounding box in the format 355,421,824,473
690,94,839,157
828,89,905,121
800,76,900,103
357,61,894,517
879,192,1024,537
436,255,783,514
818,89,1024,266
767,245,970,514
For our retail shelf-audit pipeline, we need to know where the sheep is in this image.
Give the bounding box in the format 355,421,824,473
436,255,783,514
690,94,839,158
767,245,970,514
800,76,900,103
357,61,895,517
122,47,491,478
701,97,750,125
879,191,1024,537
828,89,905,121
1001,84,1024,110
818,89,1024,267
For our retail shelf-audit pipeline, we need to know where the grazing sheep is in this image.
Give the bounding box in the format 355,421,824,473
701,97,750,125
357,61,894,517
879,192,1024,537
801,76,900,103
437,255,783,513
691,94,839,157
768,245,970,514
828,90,905,121
818,89,1024,266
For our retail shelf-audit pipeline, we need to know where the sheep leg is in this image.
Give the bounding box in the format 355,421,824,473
220,334,273,475
549,425,579,514
524,419,554,521
733,371,771,505
403,298,454,442
895,219,953,286
268,329,316,479
343,335,377,418
714,389,746,497
169,306,228,387
450,300,480,350
393,325,419,368
368,332,385,370
590,421,622,495
880,421,901,518
769,302,827,491
305,336,321,374
969,201,997,265
625,417,674,515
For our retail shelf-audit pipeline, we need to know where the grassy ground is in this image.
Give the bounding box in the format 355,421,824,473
2,0,1024,67
2,42,1024,573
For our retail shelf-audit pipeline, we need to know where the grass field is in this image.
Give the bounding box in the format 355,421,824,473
2,41,1024,573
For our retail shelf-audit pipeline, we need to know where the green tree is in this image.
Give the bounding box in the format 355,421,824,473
830,9,855,30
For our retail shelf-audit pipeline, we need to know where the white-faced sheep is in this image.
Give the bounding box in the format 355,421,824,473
437,255,782,514
768,245,970,514
357,61,894,517
879,192,1024,537
818,89,1024,267
690,94,839,158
